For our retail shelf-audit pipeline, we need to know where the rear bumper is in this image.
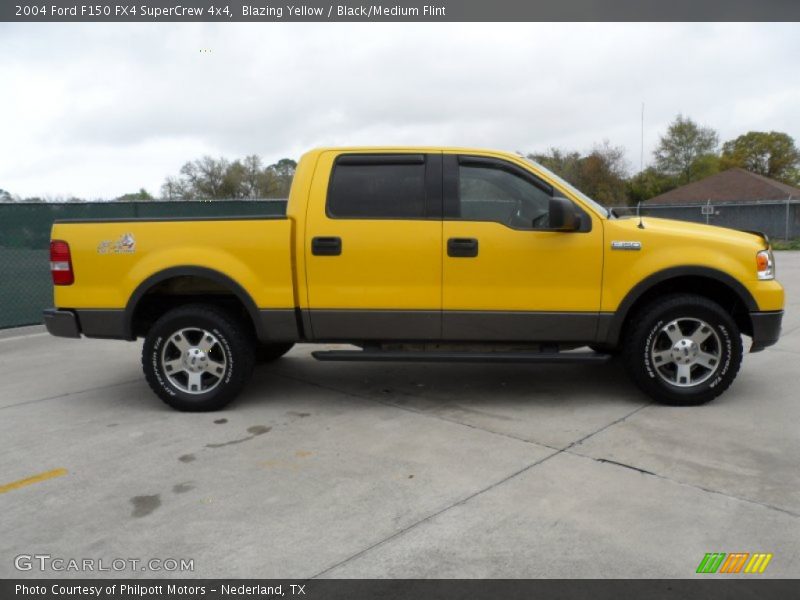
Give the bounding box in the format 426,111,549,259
43,308,129,340
43,308,81,338
750,310,783,352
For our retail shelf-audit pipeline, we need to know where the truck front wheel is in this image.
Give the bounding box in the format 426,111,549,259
623,294,743,406
142,304,255,412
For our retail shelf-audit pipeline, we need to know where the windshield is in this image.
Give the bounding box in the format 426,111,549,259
522,157,611,218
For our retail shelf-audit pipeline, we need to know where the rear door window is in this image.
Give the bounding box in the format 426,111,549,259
327,156,427,219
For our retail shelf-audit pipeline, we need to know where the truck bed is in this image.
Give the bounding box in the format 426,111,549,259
51,215,296,315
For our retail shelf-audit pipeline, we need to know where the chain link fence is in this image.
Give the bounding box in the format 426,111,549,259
0,200,287,329
613,198,800,240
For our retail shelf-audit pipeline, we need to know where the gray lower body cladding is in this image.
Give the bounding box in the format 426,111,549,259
305,310,600,343
42,307,782,352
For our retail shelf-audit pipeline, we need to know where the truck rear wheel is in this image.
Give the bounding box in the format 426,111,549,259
622,294,742,406
142,304,255,412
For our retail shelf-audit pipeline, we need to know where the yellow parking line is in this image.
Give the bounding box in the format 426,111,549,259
0,468,68,494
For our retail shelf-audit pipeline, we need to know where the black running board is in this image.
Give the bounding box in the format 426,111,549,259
311,350,612,364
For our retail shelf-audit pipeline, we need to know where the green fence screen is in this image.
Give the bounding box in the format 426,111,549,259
0,200,287,329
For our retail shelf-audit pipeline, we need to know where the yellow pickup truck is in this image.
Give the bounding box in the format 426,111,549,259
44,147,784,411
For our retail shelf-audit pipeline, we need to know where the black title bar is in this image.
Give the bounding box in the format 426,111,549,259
3,579,800,600
4,0,800,22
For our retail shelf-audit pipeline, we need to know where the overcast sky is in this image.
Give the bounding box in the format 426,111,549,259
1,22,799,199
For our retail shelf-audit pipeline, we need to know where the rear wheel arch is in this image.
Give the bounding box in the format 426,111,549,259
606,267,757,347
126,266,263,340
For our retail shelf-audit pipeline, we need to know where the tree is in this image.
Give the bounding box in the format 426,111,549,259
240,155,264,198
221,160,248,198
627,167,677,204
0,189,11,202
528,141,630,205
160,155,297,200
178,156,230,198
690,153,723,181
270,158,297,180
530,148,583,186
653,115,719,184
721,131,800,185
263,158,297,198
577,141,629,205
161,176,190,200
115,188,153,202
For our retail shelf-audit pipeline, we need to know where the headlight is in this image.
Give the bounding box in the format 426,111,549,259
756,249,775,280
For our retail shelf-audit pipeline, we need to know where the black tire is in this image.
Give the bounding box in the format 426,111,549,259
142,304,255,412
622,294,742,406
255,342,294,363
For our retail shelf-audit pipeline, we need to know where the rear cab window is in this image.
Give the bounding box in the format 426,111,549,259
327,154,441,219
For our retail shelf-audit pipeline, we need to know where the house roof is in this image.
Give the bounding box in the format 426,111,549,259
648,168,800,205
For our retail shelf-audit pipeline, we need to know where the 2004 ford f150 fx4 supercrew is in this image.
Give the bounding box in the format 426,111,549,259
43,147,784,411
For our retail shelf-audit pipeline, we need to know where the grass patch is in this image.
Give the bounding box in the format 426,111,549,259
772,239,800,251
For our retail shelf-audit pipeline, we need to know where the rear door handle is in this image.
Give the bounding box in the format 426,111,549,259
312,236,342,256
447,237,478,258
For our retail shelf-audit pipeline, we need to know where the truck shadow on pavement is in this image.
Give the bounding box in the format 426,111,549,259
239,352,644,412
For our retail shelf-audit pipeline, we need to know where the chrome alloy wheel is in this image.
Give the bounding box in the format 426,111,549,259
649,318,722,388
160,328,228,394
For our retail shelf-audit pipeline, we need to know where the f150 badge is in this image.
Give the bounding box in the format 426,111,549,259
611,241,642,250
98,233,136,255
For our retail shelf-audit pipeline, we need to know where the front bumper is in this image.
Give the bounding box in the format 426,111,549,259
43,308,81,338
750,310,783,352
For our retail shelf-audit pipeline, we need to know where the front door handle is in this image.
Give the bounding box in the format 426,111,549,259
447,237,478,258
312,236,342,256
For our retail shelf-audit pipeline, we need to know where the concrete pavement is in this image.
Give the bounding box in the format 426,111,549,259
1,253,798,579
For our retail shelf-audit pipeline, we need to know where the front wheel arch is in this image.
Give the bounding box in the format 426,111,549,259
607,268,756,347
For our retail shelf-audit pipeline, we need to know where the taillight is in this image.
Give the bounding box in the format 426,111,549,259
50,240,74,285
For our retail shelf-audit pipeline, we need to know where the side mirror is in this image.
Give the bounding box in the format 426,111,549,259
548,196,580,231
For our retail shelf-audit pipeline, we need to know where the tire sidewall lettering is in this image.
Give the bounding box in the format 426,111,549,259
211,327,235,385
645,313,732,391
643,319,664,380
150,335,176,397
708,323,733,389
